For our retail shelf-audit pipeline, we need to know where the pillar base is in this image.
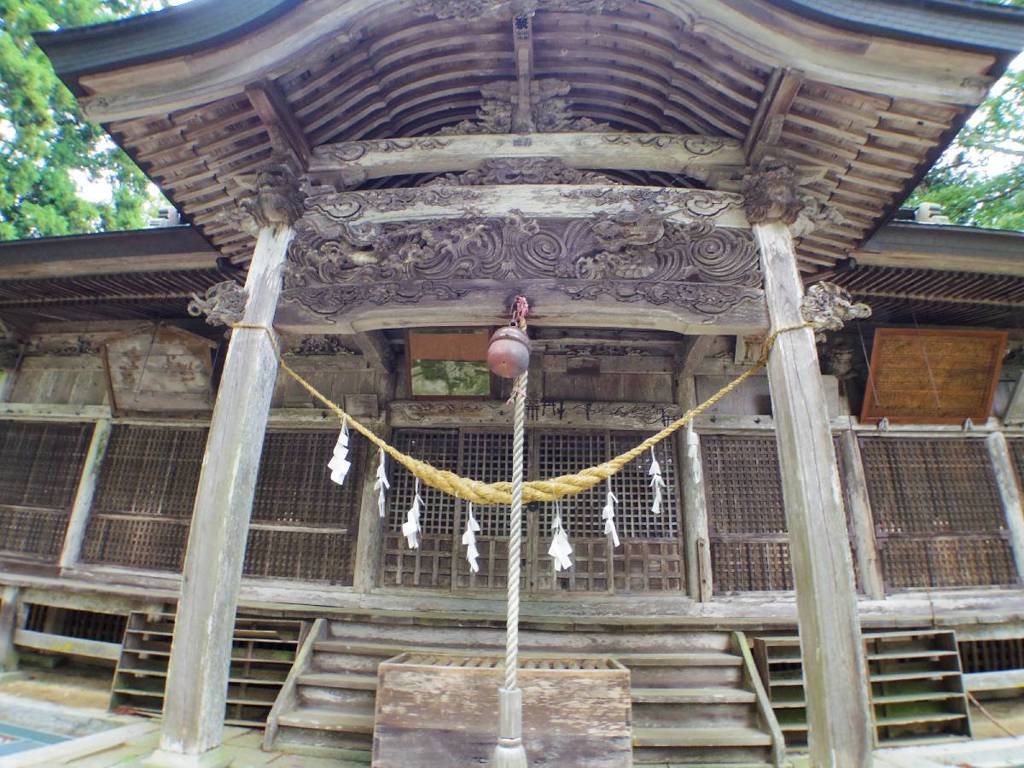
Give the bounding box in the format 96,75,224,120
142,747,233,768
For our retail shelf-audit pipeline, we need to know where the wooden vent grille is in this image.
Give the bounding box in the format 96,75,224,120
958,638,1024,674
84,425,206,571
0,420,93,560
246,430,363,583
24,604,127,644
701,434,791,592
859,437,1015,590
382,428,681,593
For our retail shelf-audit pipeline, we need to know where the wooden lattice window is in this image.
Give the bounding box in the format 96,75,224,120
245,430,364,584
0,420,93,560
701,434,792,593
83,425,206,571
382,427,682,593
859,437,1015,589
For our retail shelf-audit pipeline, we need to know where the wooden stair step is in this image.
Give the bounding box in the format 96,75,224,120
278,707,375,734
872,691,965,705
631,687,755,704
867,650,958,661
875,712,967,727
632,726,772,748
299,672,378,691
617,652,743,667
870,670,959,683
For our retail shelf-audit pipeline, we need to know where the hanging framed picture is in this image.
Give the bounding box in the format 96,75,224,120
407,328,494,399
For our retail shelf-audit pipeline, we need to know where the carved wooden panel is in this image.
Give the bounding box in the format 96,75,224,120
381,427,682,593
0,420,92,560
859,437,1015,589
280,209,767,331
102,325,216,414
861,329,1007,424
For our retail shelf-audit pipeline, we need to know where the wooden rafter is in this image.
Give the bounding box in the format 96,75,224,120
744,67,804,161
245,80,311,168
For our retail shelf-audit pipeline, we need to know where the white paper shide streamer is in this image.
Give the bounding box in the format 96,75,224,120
602,481,620,548
327,418,351,486
402,478,423,549
649,447,666,515
548,507,573,571
374,448,389,517
462,503,481,573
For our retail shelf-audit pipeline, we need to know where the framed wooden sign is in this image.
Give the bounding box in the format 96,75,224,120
407,328,494,398
861,328,1007,424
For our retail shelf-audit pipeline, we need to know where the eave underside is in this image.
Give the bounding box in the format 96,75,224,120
42,0,1019,276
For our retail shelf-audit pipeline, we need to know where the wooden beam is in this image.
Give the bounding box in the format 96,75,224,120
986,432,1024,584
754,218,872,767
14,628,120,662
838,430,885,600
154,212,296,763
304,184,750,229
512,15,534,133
675,336,715,602
60,420,112,571
352,431,391,593
308,133,745,187
0,586,19,671
245,80,311,169
744,68,804,162
353,331,395,375
1006,372,1024,425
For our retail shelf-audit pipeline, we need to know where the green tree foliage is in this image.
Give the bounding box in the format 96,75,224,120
0,0,158,239
909,4,1024,231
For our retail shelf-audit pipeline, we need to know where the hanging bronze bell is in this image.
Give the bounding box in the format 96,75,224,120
487,326,531,379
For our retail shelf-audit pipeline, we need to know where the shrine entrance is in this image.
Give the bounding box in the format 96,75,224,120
380,428,684,594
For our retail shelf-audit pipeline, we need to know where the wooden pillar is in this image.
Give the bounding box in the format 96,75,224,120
680,425,712,601
0,586,20,672
0,342,18,402
60,419,112,570
353,427,391,593
745,159,872,768
986,431,1024,583
147,166,303,767
838,430,885,600
676,338,713,601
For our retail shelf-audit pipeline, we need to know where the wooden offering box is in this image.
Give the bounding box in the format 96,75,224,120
373,653,632,767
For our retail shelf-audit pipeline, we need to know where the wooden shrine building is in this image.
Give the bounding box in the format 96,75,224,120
2,1,1024,765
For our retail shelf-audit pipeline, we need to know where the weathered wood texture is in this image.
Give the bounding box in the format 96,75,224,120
8,354,107,406
158,223,293,757
309,133,743,187
986,432,1024,584
681,426,712,602
754,220,872,768
1005,372,1024,425
862,329,1007,424
102,325,215,414
373,654,631,768
837,430,885,600
0,585,19,670
59,419,112,570
353,429,391,594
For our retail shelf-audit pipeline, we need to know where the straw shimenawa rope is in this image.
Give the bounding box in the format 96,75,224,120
233,322,811,506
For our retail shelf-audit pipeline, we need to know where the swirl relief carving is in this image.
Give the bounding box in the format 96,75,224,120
283,210,763,319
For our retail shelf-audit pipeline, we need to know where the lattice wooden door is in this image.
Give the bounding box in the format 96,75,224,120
701,434,793,593
381,428,683,594
860,437,1016,590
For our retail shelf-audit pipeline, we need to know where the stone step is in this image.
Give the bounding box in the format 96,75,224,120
632,726,773,749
